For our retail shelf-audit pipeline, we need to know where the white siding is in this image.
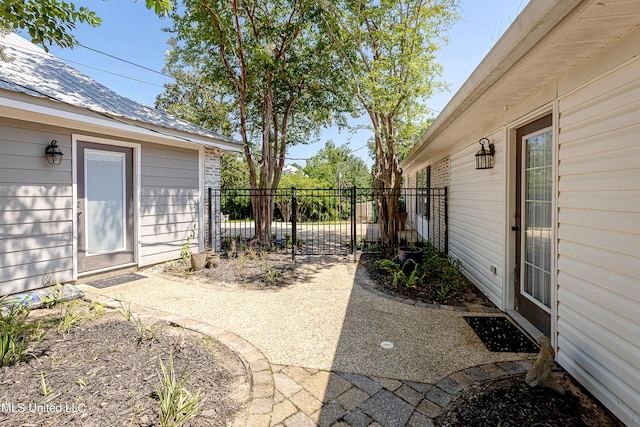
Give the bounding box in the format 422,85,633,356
448,130,505,308
0,122,73,294
139,144,200,266
557,58,640,425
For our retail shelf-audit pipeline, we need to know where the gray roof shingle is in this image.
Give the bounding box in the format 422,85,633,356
0,33,240,148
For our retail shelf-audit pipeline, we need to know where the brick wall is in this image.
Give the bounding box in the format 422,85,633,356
430,157,450,253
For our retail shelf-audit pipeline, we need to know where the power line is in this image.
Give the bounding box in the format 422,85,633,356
79,43,169,78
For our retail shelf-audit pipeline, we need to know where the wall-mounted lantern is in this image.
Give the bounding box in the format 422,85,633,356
475,137,495,170
45,140,64,165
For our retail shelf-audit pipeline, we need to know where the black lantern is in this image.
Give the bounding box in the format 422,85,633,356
45,140,64,165
475,137,495,170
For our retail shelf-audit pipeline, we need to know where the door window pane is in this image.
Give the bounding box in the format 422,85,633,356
522,130,552,309
85,150,126,255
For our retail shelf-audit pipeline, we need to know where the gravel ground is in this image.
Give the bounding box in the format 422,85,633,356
79,256,533,383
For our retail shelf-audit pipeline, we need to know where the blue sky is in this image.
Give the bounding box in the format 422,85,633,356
43,0,527,167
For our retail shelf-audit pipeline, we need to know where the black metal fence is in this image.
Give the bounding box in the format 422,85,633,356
206,187,448,258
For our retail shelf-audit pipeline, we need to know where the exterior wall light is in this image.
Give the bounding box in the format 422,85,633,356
45,140,64,165
475,137,495,169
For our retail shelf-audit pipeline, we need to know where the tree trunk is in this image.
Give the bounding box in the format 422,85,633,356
251,187,273,246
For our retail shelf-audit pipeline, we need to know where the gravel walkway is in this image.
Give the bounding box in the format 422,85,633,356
78,258,530,384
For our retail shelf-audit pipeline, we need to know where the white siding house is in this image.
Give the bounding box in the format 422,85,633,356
0,33,241,294
401,1,640,424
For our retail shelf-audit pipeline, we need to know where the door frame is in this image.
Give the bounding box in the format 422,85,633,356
503,103,559,348
72,135,141,279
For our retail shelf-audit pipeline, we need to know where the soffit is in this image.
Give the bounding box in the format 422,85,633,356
405,0,640,169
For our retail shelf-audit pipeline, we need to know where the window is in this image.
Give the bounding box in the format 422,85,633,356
416,165,431,218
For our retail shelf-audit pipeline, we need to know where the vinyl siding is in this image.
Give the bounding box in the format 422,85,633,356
0,122,73,294
448,130,505,308
139,144,200,266
557,57,640,424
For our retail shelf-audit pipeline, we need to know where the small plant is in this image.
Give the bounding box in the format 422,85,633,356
41,372,53,397
117,297,133,322
235,252,247,274
434,256,467,304
57,301,83,334
0,298,44,366
374,257,425,288
400,260,426,289
265,268,281,283
40,276,64,309
155,352,201,427
90,301,106,317
165,260,176,270
134,316,158,343
76,378,87,388
180,223,197,271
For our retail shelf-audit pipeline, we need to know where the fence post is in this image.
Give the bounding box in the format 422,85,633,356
292,187,297,261
444,186,449,255
351,186,356,262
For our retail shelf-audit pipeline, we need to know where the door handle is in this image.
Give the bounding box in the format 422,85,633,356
511,225,520,231
77,201,82,216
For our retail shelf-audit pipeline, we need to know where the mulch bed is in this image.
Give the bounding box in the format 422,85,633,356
0,303,248,426
464,316,540,353
156,252,298,290
437,375,619,427
358,252,495,307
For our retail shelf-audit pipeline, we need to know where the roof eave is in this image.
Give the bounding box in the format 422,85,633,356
402,0,583,169
0,91,243,152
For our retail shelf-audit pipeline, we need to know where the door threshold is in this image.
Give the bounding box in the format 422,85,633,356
506,309,542,341
77,263,139,282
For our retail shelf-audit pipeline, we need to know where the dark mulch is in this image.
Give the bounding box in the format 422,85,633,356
464,316,539,353
358,252,495,307
0,303,248,426
437,375,619,427
156,252,298,289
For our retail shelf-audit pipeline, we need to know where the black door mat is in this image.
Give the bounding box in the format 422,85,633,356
85,273,146,289
464,316,539,353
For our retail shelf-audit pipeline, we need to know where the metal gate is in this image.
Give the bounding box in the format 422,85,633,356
207,187,447,258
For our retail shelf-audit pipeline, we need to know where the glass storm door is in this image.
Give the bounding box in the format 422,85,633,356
77,142,134,273
515,115,553,335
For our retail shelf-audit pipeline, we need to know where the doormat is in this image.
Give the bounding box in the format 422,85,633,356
86,274,146,289
464,316,539,353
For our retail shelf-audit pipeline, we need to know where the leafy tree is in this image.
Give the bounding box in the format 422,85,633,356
303,140,372,189
320,0,458,246
156,60,234,136
275,172,325,222
162,0,352,245
0,0,170,51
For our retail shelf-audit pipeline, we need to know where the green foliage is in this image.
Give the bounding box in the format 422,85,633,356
180,223,197,271
374,257,424,288
303,140,372,189
117,297,133,322
155,352,201,427
41,372,52,397
90,301,105,317
320,0,459,245
421,243,467,304
0,298,45,366
40,275,63,309
57,301,83,334
159,0,355,244
373,241,466,302
134,316,158,343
